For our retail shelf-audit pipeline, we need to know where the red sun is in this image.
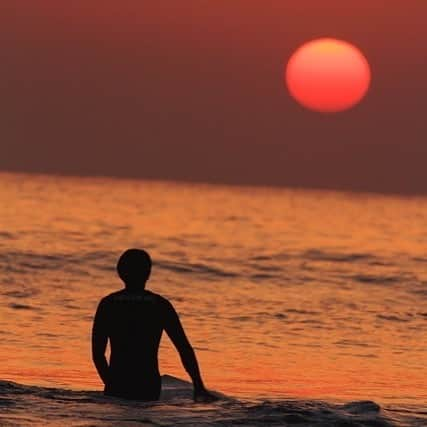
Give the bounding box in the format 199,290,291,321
285,38,371,113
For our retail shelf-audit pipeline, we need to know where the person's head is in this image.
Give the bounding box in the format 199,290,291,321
117,248,152,289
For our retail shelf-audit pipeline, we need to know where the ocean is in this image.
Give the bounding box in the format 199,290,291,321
0,172,425,426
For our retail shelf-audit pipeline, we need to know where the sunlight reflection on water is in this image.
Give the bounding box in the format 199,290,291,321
0,172,426,407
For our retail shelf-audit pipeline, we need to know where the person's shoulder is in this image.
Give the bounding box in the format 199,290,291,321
99,290,125,305
145,290,166,303
146,291,174,309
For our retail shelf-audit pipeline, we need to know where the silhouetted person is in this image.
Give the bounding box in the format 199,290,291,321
92,248,217,402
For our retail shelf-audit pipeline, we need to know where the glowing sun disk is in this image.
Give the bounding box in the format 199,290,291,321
285,38,371,113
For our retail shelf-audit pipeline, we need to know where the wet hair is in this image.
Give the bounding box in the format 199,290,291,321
117,249,152,287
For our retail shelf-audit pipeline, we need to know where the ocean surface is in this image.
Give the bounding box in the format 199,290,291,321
0,172,426,426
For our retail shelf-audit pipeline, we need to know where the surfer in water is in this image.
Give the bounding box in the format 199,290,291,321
92,248,218,402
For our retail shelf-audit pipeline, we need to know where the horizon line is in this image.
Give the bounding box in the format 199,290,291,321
1,167,426,201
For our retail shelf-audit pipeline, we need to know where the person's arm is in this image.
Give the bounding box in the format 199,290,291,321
91,299,110,386
163,299,218,402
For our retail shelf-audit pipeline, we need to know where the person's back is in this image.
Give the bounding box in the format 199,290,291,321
95,289,164,399
92,249,217,402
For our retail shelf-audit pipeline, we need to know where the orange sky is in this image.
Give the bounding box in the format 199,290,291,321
1,1,427,194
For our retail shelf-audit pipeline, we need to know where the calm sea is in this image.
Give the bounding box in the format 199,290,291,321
0,172,425,426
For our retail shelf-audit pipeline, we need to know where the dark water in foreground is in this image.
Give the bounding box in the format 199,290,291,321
1,376,425,427
0,172,426,425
